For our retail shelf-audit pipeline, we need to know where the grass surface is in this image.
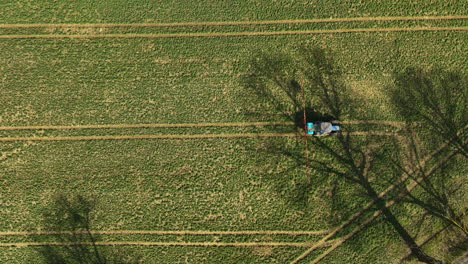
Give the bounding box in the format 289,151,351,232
0,1,466,263
0,31,466,126
1,1,466,24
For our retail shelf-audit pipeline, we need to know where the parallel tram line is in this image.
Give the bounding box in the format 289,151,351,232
0,120,403,131
0,229,330,236
0,13,464,258
0,132,397,142
0,241,332,248
0,121,402,141
0,122,295,131
0,27,466,39
0,15,466,29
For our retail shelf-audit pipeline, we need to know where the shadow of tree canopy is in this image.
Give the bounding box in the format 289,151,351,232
242,46,354,129
388,67,467,239
34,193,140,264
390,67,467,156
241,47,361,225
242,47,447,264
403,157,467,236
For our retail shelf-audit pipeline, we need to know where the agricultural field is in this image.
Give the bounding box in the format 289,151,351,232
0,1,467,263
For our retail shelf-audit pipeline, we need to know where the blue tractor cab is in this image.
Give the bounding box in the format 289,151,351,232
306,123,315,135
306,122,340,136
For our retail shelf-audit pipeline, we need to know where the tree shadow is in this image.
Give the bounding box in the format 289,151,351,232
403,162,467,235
389,67,467,156
394,126,467,237
244,133,346,225
388,67,467,237
293,107,336,128
34,193,140,264
242,47,368,221
242,47,447,264
241,48,348,127
448,237,468,261
307,106,446,264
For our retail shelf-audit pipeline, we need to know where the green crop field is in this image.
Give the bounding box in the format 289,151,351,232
0,1,467,263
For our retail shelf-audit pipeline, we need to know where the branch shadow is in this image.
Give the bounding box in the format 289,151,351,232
241,47,363,223
398,128,467,236
242,47,448,264
389,67,467,156
34,193,140,264
388,67,467,236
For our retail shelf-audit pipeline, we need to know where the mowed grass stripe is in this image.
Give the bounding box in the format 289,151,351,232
0,15,466,28
0,27,466,39
0,132,396,142
0,230,330,236
0,121,403,131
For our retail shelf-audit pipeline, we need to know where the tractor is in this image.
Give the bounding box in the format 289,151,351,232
306,122,340,136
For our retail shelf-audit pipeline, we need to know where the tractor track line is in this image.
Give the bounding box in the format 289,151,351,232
308,147,462,264
0,15,466,28
0,122,294,131
334,120,405,127
0,241,332,248
0,27,466,39
0,132,396,142
289,130,465,264
0,121,402,131
0,230,330,236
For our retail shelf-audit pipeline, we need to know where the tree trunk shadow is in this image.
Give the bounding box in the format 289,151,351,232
33,193,141,264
